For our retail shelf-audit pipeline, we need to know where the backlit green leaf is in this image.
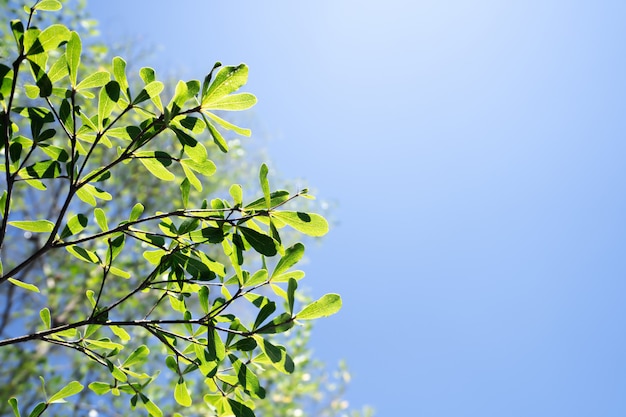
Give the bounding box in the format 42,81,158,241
296,293,342,320
75,71,110,90
259,163,270,208
94,208,108,231
88,382,110,395
8,278,40,293
271,211,329,237
27,402,46,417
27,24,69,55
66,245,100,264
98,81,121,130
40,308,51,329
112,57,129,97
239,226,277,256
123,345,150,367
273,243,304,278
135,151,176,181
48,381,83,403
252,335,294,374
33,0,62,11
204,111,251,136
8,397,19,417
60,213,88,239
203,92,257,111
129,203,144,222
202,64,248,105
8,219,54,233
110,325,131,342
227,398,255,417
66,31,81,87
174,378,192,407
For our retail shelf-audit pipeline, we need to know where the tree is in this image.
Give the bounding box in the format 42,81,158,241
0,1,354,416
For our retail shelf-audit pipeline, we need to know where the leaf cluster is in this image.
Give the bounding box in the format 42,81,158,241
0,2,341,416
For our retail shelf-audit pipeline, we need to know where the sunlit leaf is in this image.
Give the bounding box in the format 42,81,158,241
48,381,83,403
8,219,54,233
75,71,110,90
8,278,40,293
66,31,81,87
59,213,88,239
296,293,342,320
135,151,176,181
33,0,62,11
271,211,329,237
174,378,192,407
40,308,51,329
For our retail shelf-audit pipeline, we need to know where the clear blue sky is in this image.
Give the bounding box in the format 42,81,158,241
87,1,626,415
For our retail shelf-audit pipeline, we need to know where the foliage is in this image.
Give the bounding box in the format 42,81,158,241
0,1,349,416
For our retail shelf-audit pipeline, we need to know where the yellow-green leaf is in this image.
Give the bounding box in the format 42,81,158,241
8,219,54,233
296,293,342,320
8,278,40,293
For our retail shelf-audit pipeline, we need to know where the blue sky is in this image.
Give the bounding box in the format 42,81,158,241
87,1,626,415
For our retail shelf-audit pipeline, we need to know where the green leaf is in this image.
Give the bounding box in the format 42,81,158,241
75,184,112,206
245,269,268,287
203,92,257,111
140,394,163,417
252,335,294,374
27,24,69,55
129,203,144,222
7,278,40,293
19,160,61,180
202,64,249,105
230,355,263,398
181,158,216,177
48,381,83,403
296,293,342,320
181,164,201,194
133,80,164,106
27,402,46,417
66,31,81,87
8,220,54,233
33,0,62,11
40,308,51,329
239,226,277,257
207,328,225,361
94,208,108,231
98,81,121,130
112,57,129,97
110,325,131,342
204,111,251,137
59,213,88,239
66,245,100,264
245,190,290,210
123,345,150,367
272,243,305,278
88,382,110,395
253,301,276,330
227,398,255,417
271,211,329,237
8,397,20,417
75,71,110,90
287,278,297,314
108,266,130,279
256,312,294,334
230,184,242,206
259,164,270,208
174,378,192,407
204,116,228,152
86,338,123,351
135,151,176,181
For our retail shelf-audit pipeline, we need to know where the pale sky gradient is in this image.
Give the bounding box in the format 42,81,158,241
88,2,626,415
